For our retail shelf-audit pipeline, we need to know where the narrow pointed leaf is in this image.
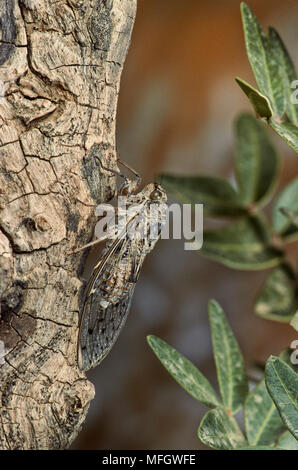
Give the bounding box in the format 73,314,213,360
244,379,285,446
201,216,283,271
235,78,272,118
273,177,298,238
237,446,282,450
280,209,298,230
208,300,248,413
240,3,298,151
269,119,298,153
277,431,298,450
198,407,247,449
255,265,298,323
241,3,284,117
157,174,245,217
147,335,220,408
269,28,298,126
234,113,280,206
265,356,298,439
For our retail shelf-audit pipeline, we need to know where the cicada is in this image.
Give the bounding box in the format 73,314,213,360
76,160,167,371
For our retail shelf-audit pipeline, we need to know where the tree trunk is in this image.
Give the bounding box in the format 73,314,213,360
0,0,136,449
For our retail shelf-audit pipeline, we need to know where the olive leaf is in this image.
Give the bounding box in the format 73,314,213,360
254,264,298,323
240,3,284,118
235,78,272,118
147,335,220,408
280,209,298,230
201,216,283,270
239,2,298,152
268,27,298,126
148,302,297,450
265,356,298,440
269,120,298,153
159,112,280,216
234,113,280,207
156,174,245,217
244,379,285,446
198,407,247,450
272,177,298,240
277,431,298,450
208,300,248,414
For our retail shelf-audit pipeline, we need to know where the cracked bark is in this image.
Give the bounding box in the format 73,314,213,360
0,0,136,449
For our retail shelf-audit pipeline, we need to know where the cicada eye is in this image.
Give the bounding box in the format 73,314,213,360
150,189,163,200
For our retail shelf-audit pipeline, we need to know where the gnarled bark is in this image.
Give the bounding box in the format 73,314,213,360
0,0,136,449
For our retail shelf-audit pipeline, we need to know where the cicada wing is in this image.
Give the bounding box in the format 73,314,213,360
77,202,154,371
78,291,134,371
77,234,127,370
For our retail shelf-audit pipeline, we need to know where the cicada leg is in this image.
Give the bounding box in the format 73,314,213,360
97,155,141,195
116,158,141,195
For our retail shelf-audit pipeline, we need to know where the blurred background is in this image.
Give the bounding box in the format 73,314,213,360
72,0,298,449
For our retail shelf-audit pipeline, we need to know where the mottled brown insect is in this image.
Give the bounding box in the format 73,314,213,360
77,161,167,371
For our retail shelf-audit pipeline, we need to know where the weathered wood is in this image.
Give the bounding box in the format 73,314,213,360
0,0,136,449
0,0,16,66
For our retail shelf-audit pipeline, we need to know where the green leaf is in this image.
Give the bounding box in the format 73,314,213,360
280,209,298,230
277,431,298,450
198,407,247,449
234,113,280,206
290,312,298,332
147,335,220,408
244,379,285,446
269,119,298,153
268,28,298,126
273,177,298,238
208,300,248,413
201,216,283,271
241,3,284,117
237,446,282,450
240,3,298,152
156,174,245,217
255,265,298,323
235,78,272,118
265,356,298,440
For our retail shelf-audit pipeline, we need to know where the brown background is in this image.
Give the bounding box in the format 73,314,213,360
72,0,298,449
